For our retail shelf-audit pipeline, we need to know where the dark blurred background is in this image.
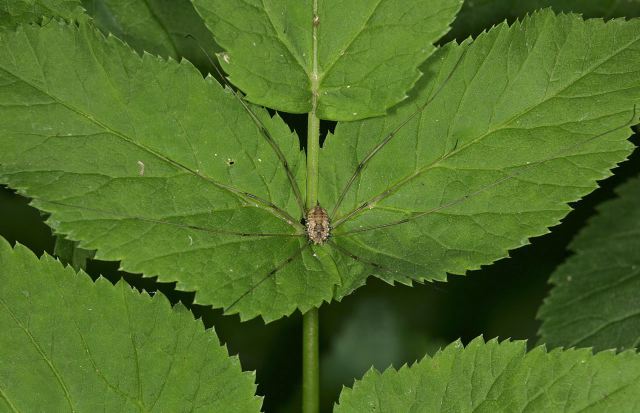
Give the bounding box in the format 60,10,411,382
2,1,640,412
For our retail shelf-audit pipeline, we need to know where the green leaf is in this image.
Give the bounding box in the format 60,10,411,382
321,10,639,299
0,237,261,412
538,176,640,352
192,0,463,121
82,0,220,71
1,11,639,323
53,235,95,271
448,0,640,42
0,21,341,322
0,0,85,28
335,337,640,412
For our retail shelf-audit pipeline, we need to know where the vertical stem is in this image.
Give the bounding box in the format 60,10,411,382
306,0,321,209
303,3,320,413
302,104,321,413
306,108,320,207
302,308,319,413
302,110,321,411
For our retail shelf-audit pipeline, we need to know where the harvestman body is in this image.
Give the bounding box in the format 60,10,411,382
306,205,330,245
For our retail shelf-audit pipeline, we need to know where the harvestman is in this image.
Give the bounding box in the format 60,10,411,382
213,43,637,312
35,39,638,315
196,43,474,311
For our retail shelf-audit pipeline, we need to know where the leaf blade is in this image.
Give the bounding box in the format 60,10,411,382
193,0,463,120
336,337,640,412
0,21,341,322
321,10,639,298
82,0,220,71
448,0,640,42
0,237,262,412
538,175,640,352
0,0,85,28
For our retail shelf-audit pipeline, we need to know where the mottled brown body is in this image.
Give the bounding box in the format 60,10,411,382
306,206,330,245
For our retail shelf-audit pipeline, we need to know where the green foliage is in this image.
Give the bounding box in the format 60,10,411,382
538,176,640,352
0,20,332,322
0,0,85,28
53,235,95,271
2,1,640,411
335,337,640,412
82,0,219,71
193,0,463,120
323,10,639,298
448,0,640,41
0,237,261,412
0,10,639,322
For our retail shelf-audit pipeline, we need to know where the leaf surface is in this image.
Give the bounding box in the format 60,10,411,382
538,176,640,352
0,237,262,412
0,21,341,322
321,10,640,298
335,337,640,412
448,0,640,42
54,235,95,271
192,0,463,120
82,0,220,71
0,0,85,28
1,11,640,323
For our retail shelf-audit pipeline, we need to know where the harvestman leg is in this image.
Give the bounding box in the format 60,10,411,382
225,242,311,312
330,47,469,219
42,199,306,237
188,34,307,217
335,107,639,235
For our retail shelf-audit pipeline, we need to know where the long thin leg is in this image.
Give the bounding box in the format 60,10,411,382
333,107,638,236
224,242,311,313
188,35,307,217
329,240,450,294
41,199,306,238
330,46,469,219
328,239,398,276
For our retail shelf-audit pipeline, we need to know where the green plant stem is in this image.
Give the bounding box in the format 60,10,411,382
306,108,320,207
306,0,320,209
302,307,319,413
303,5,321,412
303,82,321,413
